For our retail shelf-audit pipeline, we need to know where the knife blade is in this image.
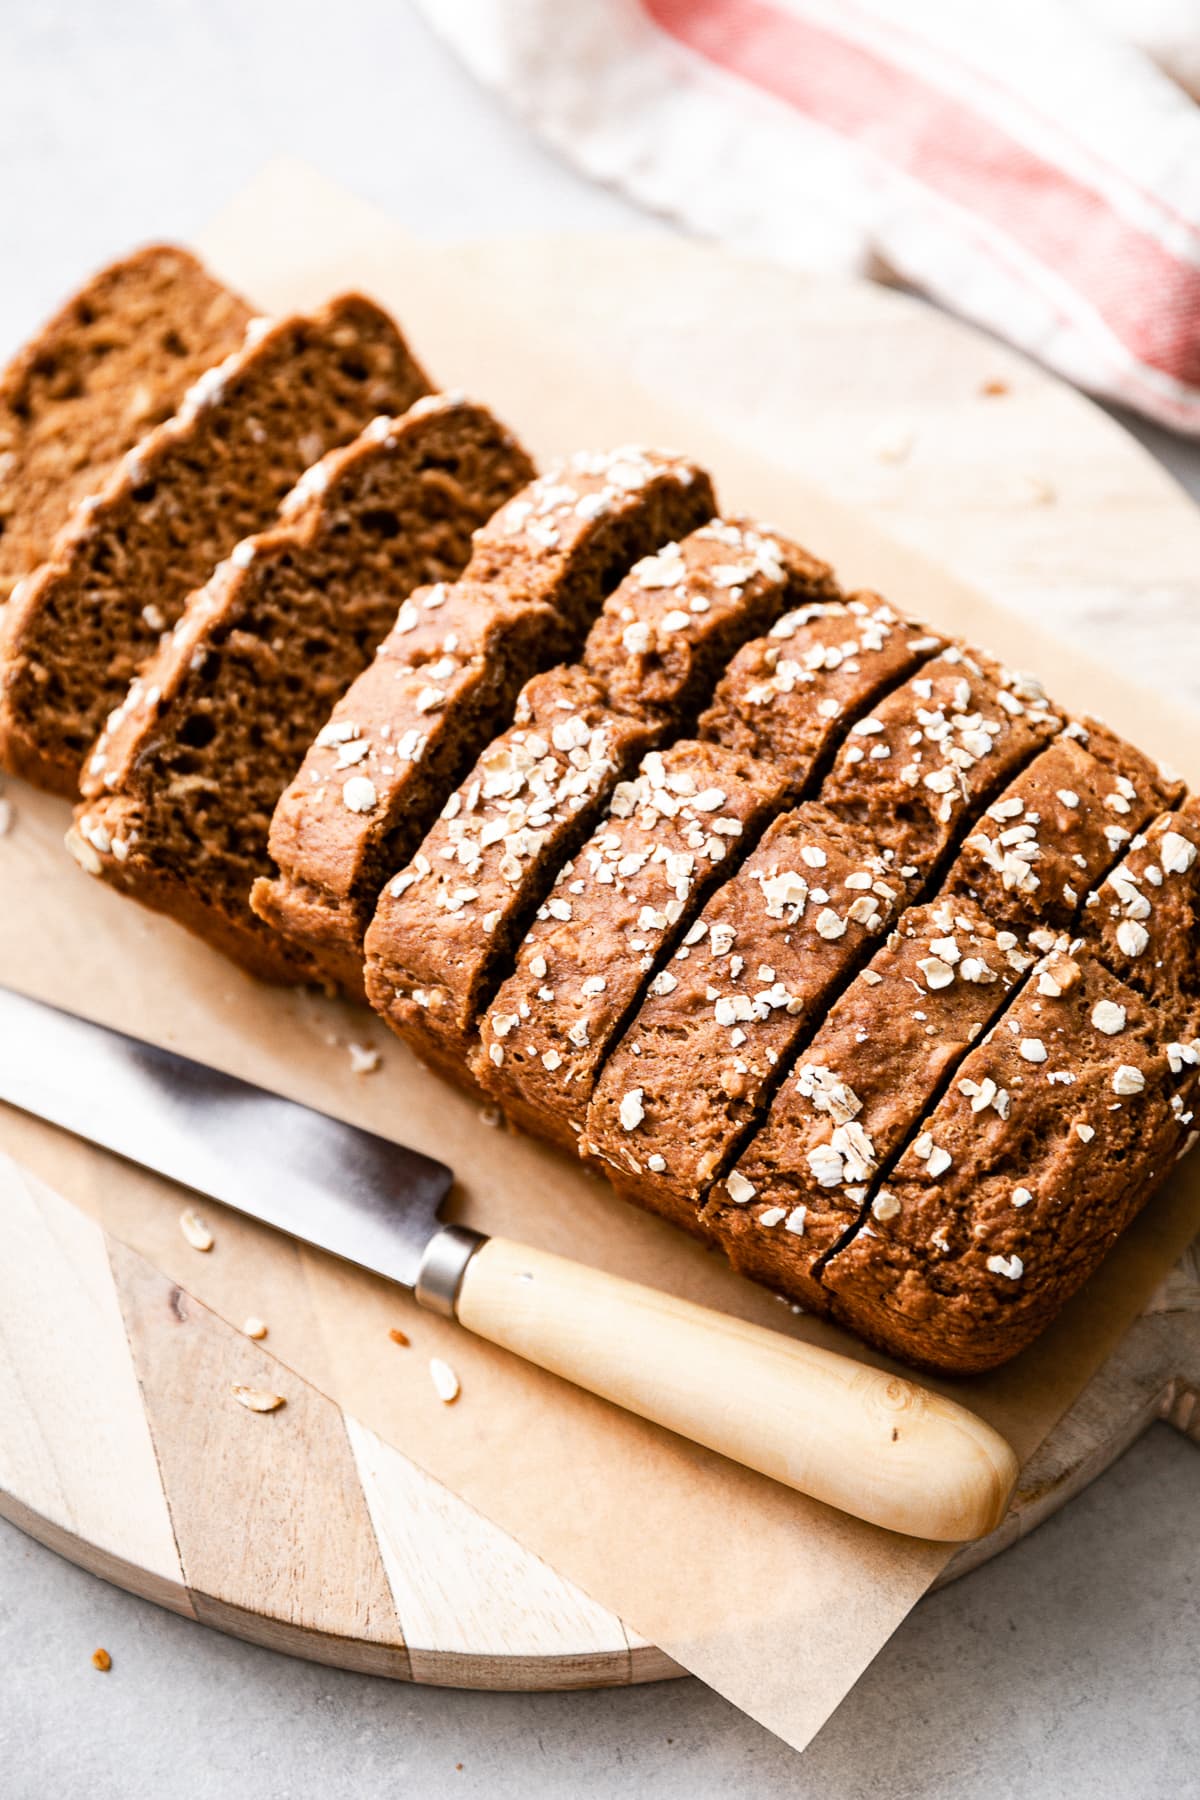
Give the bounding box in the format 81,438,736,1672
0,983,463,1296
0,983,1018,1541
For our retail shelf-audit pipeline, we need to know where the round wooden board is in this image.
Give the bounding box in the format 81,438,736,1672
3,216,1200,1691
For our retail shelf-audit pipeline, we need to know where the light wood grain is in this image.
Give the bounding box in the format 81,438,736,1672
108,1239,411,1679
344,1415,639,1688
457,1238,1018,1543
0,1161,191,1617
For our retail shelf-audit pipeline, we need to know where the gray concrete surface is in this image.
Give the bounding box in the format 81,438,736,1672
1,2,1197,1792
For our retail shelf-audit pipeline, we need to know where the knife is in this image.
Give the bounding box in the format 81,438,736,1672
0,984,1017,1541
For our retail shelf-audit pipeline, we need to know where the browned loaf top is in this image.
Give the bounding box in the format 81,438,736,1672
821,943,1199,1373
699,593,943,786
460,450,711,648
472,739,792,1151
944,718,1183,933
580,519,837,728
1085,797,1200,1032
253,449,716,989
364,517,829,1076
0,245,251,607
582,802,903,1233
704,897,1031,1310
67,397,532,982
0,294,430,795
365,664,661,1079
819,646,1061,899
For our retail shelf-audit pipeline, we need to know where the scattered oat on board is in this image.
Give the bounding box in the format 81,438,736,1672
179,1209,214,1251
1014,473,1056,505
231,1384,286,1413
869,422,915,464
242,1316,268,1340
348,1041,381,1075
429,1357,461,1404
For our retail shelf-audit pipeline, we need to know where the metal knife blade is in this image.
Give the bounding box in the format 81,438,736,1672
0,984,455,1291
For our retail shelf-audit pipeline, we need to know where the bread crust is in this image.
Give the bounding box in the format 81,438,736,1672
582,802,903,1231
472,739,792,1151
819,646,1061,898
699,592,943,787
945,718,1184,933
69,397,534,978
821,945,1199,1373
1,294,430,794
365,665,660,1070
1084,796,1200,1031
257,450,717,986
0,244,252,607
703,897,1028,1309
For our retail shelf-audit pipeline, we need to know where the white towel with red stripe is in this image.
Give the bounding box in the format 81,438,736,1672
413,0,1200,432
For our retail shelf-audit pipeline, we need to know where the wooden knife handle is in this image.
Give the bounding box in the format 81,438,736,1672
454,1236,1018,1542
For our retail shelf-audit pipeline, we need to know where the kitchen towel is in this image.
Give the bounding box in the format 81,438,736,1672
414,0,1200,432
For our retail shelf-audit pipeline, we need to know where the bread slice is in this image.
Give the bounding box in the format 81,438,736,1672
819,646,1061,903
0,294,430,794
702,896,1029,1310
821,943,1198,1373
67,397,533,981
472,740,792,1151
945,718,1184,934
250,578,559,993
582,803,902,1234
0,245,251,607
699,594,943,789
253,450,716,989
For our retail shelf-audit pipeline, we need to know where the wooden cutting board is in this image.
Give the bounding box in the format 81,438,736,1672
2,202,1198,1692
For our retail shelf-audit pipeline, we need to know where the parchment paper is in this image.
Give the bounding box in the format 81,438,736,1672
2,162,1198,1753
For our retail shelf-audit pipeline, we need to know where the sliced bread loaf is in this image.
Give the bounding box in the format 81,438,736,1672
0,294,430,794
363,518,829,1081
67,397,533,981
0,245,251,607
252,450,715,988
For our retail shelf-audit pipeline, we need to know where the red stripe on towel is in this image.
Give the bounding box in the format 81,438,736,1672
643,0,1200,395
